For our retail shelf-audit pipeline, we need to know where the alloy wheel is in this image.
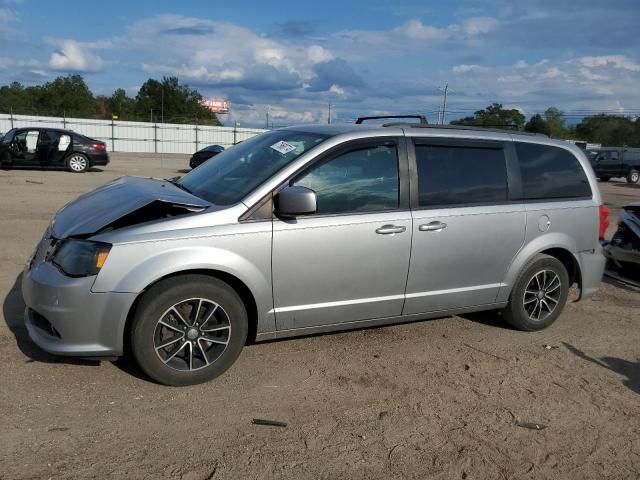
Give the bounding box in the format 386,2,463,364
522,270,562,322
153,298,231,371
68,155,87,172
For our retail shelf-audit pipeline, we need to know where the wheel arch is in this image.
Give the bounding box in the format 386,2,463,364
123,268,260,357
64,151,89,170
498,233,583,303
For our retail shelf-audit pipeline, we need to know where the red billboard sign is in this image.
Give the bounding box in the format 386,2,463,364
200,98,230,114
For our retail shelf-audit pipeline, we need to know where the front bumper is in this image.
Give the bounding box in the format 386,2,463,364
189,156,204,169
22,261,136,357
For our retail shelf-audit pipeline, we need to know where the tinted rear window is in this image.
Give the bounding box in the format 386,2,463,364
415,144,508,207
515,142,591,200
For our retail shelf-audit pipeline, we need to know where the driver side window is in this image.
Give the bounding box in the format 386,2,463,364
14,130,40,153
292,143,399,215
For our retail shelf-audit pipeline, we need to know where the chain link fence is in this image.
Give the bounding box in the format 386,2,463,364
0,113,268,154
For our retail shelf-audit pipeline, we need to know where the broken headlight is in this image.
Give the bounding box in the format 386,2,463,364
50,240,111,277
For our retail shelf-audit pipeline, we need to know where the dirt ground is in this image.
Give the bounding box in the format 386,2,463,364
1,154,639,480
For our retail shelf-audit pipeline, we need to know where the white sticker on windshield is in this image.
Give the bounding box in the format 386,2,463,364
270,140,296,155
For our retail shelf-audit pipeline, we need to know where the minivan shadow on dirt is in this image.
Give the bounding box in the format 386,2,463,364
457,310,513,330
564,342,640,395
2,274,100,366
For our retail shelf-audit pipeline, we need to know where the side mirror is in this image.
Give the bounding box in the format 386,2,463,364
275,186,317,217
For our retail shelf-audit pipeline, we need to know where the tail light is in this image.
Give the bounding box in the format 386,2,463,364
599,204,609,240
91,143,106,151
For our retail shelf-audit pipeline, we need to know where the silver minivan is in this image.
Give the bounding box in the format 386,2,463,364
22,123,608,385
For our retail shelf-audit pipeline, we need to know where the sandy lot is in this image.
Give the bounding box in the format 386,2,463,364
1,154,639,480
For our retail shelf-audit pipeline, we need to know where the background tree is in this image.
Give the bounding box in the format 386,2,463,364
0,74,222,125
134,76,220,125
107,88,136,119
0,81,43,115
450,103,525,130
576,115,639,147
524,113,551,135
37,75,95,117
543,107,568,138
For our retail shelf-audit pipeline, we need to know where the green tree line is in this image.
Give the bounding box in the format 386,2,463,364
451,103,640,147
0,74,221,125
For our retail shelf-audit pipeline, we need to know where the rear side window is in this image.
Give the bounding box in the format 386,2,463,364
415,144,508,207
515,142,591,200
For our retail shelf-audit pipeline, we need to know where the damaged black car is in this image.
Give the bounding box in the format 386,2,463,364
604,203,640,287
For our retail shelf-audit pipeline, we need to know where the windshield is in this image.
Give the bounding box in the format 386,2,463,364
2,128,16,143
179,130,329,205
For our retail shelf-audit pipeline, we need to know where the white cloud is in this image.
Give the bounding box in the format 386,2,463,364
328,84,346,95
306,45,333,64
450,55,640,113
452,64,489,74
125,15,337,89
242,104,321,125
578,55,640,72
48,40,105,72
0,7,15,22
462,16,499,35
334,15,499,57
0,56,40,69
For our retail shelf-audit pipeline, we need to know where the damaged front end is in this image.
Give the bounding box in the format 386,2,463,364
50,176,210,239
603,203,640,287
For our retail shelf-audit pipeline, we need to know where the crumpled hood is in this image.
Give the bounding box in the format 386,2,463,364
51,176,210,239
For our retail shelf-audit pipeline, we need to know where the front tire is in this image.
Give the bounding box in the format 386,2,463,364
130,275,248,386
599,176,610,182
66,153,89,173
627,169,639,184
503,254,570,331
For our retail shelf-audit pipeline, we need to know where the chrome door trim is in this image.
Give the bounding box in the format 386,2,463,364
405,283,506,299
269,293,406,314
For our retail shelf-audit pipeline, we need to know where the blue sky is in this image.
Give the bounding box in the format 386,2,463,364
1,0,639,126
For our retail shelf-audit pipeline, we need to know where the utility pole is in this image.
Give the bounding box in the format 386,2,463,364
150,108,153,123
327,103,332,124
266,110,270,129
441,83,449,125
161,88,164,124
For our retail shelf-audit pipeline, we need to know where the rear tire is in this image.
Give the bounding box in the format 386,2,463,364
130,275,248,386
599,176,610,182
66,153,89,173
503,254,570,331
627,169,639,184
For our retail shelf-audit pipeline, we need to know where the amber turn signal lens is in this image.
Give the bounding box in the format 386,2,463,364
96,251,109,269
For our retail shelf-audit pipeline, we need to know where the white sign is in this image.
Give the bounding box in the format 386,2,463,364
270,141,296,155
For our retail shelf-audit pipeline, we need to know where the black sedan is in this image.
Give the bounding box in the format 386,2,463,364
189,144,225,169
0,127,109,173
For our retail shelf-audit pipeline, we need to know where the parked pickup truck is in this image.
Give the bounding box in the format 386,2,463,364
585,147,640,184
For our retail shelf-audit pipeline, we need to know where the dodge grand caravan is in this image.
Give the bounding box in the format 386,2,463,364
22,123,607,385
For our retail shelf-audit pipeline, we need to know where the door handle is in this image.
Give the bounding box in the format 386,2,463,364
419,221,447,232
375,224,406,235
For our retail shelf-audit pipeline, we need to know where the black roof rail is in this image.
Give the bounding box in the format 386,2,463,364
356,114,428,125
384,123,547,137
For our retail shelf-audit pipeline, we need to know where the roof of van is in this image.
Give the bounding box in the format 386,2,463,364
282,122,548,139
